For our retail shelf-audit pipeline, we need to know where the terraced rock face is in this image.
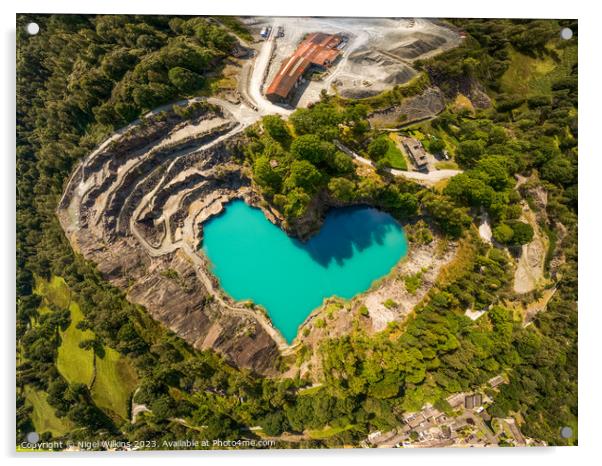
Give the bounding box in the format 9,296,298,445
57,101,284,374
368,87,446,128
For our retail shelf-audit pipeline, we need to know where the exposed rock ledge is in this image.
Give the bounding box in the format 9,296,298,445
56,100,453,376
57,104,284,375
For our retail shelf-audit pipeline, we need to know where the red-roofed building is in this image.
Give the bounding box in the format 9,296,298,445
265,33,342,103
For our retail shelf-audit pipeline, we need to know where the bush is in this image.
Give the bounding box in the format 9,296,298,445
367,137,389,160
260,411,289,436
262,115,291,145
509,221,534,245
168,66,204,93
493,223,514,244
493,221,534,245
328,177,356,202
455,139,485,167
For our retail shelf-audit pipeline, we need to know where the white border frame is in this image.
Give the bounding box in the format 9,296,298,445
3,1,598,465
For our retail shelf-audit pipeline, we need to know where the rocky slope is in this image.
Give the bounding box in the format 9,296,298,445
57,102,283,374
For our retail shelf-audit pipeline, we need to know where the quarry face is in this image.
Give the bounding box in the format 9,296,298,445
56,18,463,375
57,100,286,375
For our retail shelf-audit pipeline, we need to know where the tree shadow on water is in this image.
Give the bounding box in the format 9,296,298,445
294,206,399,267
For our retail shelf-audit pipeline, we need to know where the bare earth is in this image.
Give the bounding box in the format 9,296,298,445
243,17,460,106
513,201,548,294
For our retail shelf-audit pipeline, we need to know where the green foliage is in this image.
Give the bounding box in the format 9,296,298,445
248,104,419,222
493,221,534,246
421,193,471,238
427,138,445,153
284,160,322,194
16,13,274,445
425,19,578,445
445,173,495,208
328,177,356,202
16,15,577,448
406,220,434,245
541,156,577,186
168,66,204,93
404,272,423,294
253,156,282,193
383,299,397,309
291,134,336,165
509,221,534,245
493,223,514,244
289,102,342,136
262,115,291,146
455,140,485,167
367,137,389,160
318,242,515,425
259,410,289,436
314,319,326,329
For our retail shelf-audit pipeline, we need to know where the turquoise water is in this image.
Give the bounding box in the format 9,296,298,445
202,200,408,343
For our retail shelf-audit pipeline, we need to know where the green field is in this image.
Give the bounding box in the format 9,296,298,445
500,45,577,97
24,386,73,437
34,275,71,309
382,134,408,170
35,275,138,421
435,160,460,170
91,346,138,419
307,424,356,439
298,384,324,397
57,302,95,386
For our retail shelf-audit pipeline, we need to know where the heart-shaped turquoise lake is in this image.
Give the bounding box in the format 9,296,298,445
202,200,408,343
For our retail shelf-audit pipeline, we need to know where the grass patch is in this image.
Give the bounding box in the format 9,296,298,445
57,302,95,386
55,280,137,420
209,76,237,94
314,318,326,329
298,384,323,396
500,44,577,97
404,271,424,294
382,133,408,169
34,276,71,309
500,49,555,96
24,386,73,438
412,120,460,158
433,178,451,193
91,346,138,420
435,160,459,170
382,298,398,309
307,424,355,439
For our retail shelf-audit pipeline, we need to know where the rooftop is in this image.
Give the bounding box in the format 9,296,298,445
266,32,342,100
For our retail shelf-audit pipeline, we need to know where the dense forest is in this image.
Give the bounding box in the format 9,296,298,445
17,15,577,448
